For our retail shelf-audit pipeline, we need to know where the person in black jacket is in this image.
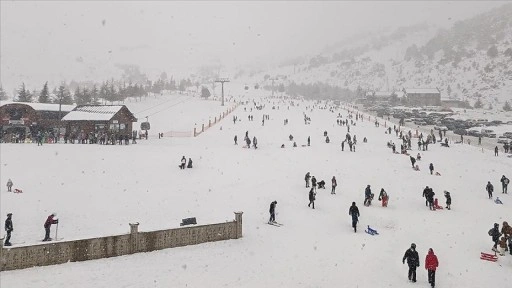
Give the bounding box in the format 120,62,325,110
422,186,431,207
410,156,416,168
403,243,420,282
429,163,434,175
348,202,360,232
4,213,13,246
268,201,277,224
311,176,317,192
489,223,502,252
427,189,435,210
486,181,494,199
308,188,316,209
500,175,509,194
187,158,193,168
444,191,451,210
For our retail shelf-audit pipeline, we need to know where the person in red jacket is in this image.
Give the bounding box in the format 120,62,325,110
43,213,58,241
425,248,439,288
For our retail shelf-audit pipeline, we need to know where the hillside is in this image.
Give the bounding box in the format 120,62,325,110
251,3,512,107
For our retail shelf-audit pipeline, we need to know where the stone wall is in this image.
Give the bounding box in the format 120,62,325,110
0,212,243,271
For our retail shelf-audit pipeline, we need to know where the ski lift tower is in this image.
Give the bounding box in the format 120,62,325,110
269,77,278,97
215,78,230,106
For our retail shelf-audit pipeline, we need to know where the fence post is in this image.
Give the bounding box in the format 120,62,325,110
234,212,243,239
129,222,139,254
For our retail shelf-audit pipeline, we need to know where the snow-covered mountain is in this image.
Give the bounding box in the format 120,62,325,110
249,4,512,107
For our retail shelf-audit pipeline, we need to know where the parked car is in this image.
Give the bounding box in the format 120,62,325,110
434,126,448,131
468,130,481,137
453,129,468,136
497,138,510,144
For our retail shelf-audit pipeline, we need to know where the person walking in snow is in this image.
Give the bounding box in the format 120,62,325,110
6,179,13,192
486,181,494,199
500,175,509,194
402,243,420,283
311,176,317,192
43,213,58,241
410,155,416,168
305,172,311,188
187,158,193,168
253,136,258,149
4,213,13,246
331,176,337,195
180,156,186,169
444,191,451,210
489,223,502,252
307,136,310,146
495,146,499,156
427,188,435,210
425,248,439,288
308,188,316,209
234,135,238,145
364,185,373,206
341,140,345,151
348,202,360,232
268,201,277,224
429,163,434,175
378,188,389,207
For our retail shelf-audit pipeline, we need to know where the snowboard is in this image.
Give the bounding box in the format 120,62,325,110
480,252,498,262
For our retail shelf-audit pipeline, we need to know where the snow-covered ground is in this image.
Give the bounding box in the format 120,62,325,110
1,90,511,287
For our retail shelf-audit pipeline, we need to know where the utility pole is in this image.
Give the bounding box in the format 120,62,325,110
215,78,230,106
269,77,278,97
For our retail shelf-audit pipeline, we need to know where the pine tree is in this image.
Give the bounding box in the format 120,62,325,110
57,84,74,105
91,85,99,104
0,85,8,101
503,101,511,111
17,83,32,102
201,86,211,99
38,82,50,103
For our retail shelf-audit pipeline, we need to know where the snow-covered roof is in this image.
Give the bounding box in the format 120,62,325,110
62,105,125,121
0,101,75,112
403,88,440,94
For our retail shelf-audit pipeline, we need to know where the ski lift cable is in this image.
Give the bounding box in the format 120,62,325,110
144,97,195,118
132,95,187,115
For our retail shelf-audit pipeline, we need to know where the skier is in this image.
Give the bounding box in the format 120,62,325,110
486,181,494,199
429,163,434,175
308,188,316,209
402,243,420,283
6,179,13,192
500,175,509,194
331,176,337,195
348,202,360,232
180,156,186,169
305,172,311,188
410,155,416,168
268,201,277,224
43,213,58,241
364,185,372,206
4,213,13,246
187,158,193,168
489,223,502,252
444,191,451,210
378,188,389,207
425,248,439,288
234,135,238,145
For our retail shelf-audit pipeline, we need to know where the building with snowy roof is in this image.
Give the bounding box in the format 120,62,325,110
61,105,137,136
0,101,75,142
402,88,441,107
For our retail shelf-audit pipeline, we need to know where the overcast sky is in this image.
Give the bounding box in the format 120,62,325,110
0,1,506,93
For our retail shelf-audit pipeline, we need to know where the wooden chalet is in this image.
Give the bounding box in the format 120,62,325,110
61,105,137,136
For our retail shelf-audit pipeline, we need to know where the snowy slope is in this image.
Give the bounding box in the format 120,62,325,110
1,90,511,287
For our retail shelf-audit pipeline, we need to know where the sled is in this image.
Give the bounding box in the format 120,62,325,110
14,189,23,193
480,252,498,262
365,226,379,235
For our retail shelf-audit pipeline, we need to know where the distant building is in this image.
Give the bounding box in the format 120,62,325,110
441,99,468,109
0,102,75,142
403,88,441,107
61,105,137,137
364,91,402,105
